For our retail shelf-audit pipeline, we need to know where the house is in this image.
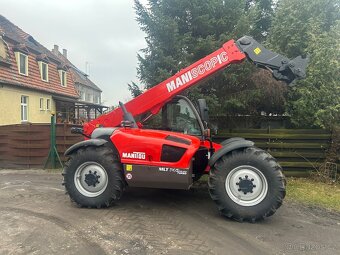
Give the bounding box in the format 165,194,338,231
51,46,107,123
0,14,79,125
0,15,107,126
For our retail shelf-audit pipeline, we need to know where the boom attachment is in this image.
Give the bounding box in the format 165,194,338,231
236,36,308,83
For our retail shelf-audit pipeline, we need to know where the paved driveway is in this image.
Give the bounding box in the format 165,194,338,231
0,170,339,255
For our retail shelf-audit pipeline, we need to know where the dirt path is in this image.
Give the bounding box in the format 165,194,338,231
0,170,339,255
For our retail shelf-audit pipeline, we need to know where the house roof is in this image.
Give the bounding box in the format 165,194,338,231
0,15,60,63
72,67,102,92
0,15,78,98
52,50,102,92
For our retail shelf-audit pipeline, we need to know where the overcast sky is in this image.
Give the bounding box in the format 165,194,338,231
1,0,148,106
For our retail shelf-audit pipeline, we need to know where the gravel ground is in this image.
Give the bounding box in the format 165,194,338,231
0,170,339,255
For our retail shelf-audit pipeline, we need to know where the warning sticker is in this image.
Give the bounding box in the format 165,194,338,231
126,165,133,172
254,47,262,55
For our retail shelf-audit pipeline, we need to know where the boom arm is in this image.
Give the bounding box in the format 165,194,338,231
83,36,308,137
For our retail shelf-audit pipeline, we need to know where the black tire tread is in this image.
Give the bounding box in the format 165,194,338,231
63,146,125,208
208,147,286,222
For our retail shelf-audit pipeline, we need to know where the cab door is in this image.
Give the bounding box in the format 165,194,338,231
142,96,205,138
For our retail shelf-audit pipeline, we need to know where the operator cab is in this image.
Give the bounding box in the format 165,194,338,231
141,95,210,181
142,95,206,139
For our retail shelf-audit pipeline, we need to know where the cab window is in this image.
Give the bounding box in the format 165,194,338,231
143,98,202,136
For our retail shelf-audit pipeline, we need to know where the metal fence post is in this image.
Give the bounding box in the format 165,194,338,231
44,114,63,169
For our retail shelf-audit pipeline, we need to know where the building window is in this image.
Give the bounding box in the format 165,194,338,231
15,52,28,75
21,96,28,121
38,61,49,82
59,70,67,87
0,37,10,65
94,95,100,104
79,91,85,101
46,99,50,111
0,39,7,59
39,98,44,110
86,93,93,103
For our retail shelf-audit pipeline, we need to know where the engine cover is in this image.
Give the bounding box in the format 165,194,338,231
111,128,201,189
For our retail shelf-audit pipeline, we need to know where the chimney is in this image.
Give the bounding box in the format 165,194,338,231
52,44,59,54
63,49,67,58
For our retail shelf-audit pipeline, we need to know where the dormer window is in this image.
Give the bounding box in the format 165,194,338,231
37,54,49,82
57,63,68,87
15,52,28,75
59,70,67,87
0,37,11,66
38,61,49,82
14,44,29,76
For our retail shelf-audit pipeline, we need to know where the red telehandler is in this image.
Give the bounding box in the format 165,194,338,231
63,36,308,222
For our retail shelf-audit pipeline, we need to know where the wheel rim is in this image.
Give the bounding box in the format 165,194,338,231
225,165,268,207
74,162,108,197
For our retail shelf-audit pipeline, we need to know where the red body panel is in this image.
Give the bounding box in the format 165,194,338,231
112,128,201,169
111,127,223,175
83,40,246,137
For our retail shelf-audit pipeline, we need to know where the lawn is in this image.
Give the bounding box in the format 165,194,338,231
286,177,340,212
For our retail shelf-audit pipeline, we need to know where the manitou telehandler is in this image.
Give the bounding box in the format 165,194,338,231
63,36,308,222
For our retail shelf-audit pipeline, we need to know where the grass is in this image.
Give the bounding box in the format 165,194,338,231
45,168,63,173
286,177,340,212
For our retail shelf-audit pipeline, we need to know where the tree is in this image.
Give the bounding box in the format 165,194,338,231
128,81,143,98
132,0,283,115
268,0,340,128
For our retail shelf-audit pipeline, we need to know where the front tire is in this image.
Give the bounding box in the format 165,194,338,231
62,146,125,208
208,147,286,222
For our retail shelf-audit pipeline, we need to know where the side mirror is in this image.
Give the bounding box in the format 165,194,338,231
197,99,209,123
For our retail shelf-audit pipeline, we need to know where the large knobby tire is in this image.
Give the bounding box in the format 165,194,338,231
208,147,286,222
62,146,125,208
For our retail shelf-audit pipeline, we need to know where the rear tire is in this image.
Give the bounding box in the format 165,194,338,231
62,146,125,208
208,147,286,222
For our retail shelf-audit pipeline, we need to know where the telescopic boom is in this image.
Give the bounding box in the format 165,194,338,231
83,36,308,137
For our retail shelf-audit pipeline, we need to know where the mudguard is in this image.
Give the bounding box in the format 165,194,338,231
219,137,245,146
64,139,108,156
209,138,254,166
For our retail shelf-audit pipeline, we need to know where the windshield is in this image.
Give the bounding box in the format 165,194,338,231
142,98,202,136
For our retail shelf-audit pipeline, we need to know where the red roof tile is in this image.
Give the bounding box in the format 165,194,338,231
0,15,78,98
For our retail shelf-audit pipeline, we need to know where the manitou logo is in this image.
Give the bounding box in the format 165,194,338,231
166,51,228,92
122,152,146,160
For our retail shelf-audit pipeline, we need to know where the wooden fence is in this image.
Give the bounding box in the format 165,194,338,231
0,124,334,176
213,128,332,176
0,123,82,169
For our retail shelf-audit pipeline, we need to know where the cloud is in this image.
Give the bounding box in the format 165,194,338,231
0,0,147,106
